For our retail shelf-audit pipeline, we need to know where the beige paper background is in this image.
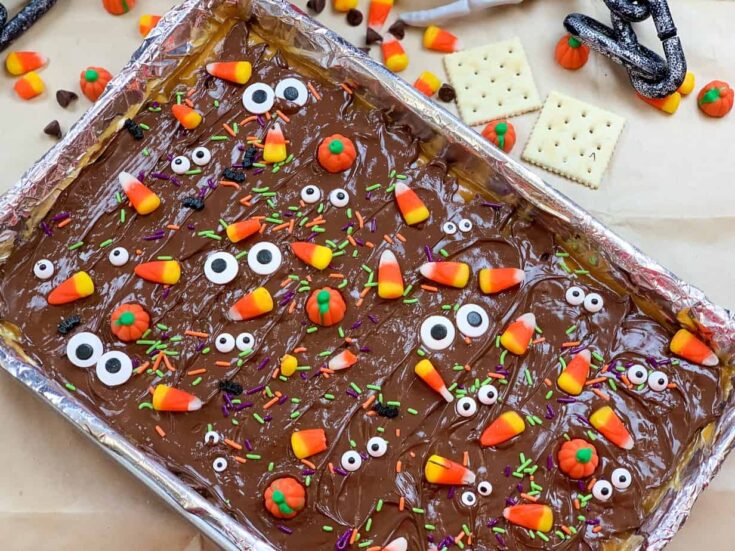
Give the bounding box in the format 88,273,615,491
0,0,733,549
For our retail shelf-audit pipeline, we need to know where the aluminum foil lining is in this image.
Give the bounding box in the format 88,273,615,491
0,0,733,549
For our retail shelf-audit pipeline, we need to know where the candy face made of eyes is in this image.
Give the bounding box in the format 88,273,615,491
441,218,474,235
454,384,499,418
591,467,633,502
419,304,491,350
338,436,389,472
66,331,133,387
625,363,670,392
299,184,350,208
242,77,309,114
170,146,213,174
565,285,604,313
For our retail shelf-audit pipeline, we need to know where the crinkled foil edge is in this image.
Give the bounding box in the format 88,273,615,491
0,1,733,550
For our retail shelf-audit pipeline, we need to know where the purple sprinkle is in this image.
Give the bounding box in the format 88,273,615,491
545,404,555,419
516,483,524,493
234,402,253,411
150,172,170,181
143,233,165,241
355,238,365,246
51,211,69,222
503,465,511,477
132,357,141,368
198,186,208,198
547,454,554,470
221,405,230,417
195,342,206,352
253,168,264,175
334,467,349,476
162,287,170,299
207,178,217,190
350,320,363,330
170,176,181,187
646,356,658,367
557,397,576,404
346,389,358,398
340,222,354,232
237,144,246,151
447,486,455,499
306,232,317,242
277,394,288,405
496,534,506,547
257,356,271,371
482,201,503,209
427,535,435,544
335,529,351,550
247,384,265,395
570,345,586,355
151,101,160,108
160,332,170,341
367,314,378,324
438,536,454,548
40,221,52,236
223,393,233,407
359,346,370,353
365,191,372,201
576,414,592,426
369,218,377,232
487,518,499,528
625,360,636,367
245,439,253,451
187,223,196,230
505,496,517,506
302,468,316,476
137,170,146,182
277,525,293,535
263,414,272,422
424,245,433,262
256,115,265,127
586,518,600,525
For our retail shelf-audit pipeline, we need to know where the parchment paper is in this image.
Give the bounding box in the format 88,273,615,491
0,0,733,548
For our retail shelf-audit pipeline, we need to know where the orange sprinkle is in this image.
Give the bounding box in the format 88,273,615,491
219,180,241,189
135,361,150,375
252,142,265,149
585,377,607,386
396,460,402,473
592,388,610,401
365,241,374,248
667,382,677,389
327,462,334,473
347,235,357,247
562,341,582,348
307,82,321,100
573,498,580,510
265,111,271,121
239,198,252,207
532,337,546,344
166,224,180,231
395,232,406,242
57,218,71,228
355,211,364,228
184,98,194,108
420,284,438,292
340,82,353,94
272,222,290,231
288,219,295,234
301,458,317,469
383,234,394,244
463,451,469,466
186,88,196,97
398,496,405,511
215,361,230,367
464,364,471,371
293,346,307,354
362,395,376,409
306,275,313,282
349,529,358,545
288,300,297,314
360,287,371,298
223,123,236,137
329,273,345,279
621,374,633,388
356,298,364,307
366,410,377,417
587,477,597,491
234,456,247,464
366,547,381,551
409,451,416,458
520,493,538,502
155,425,166,438
148,386,155,395
600,364,609,373
259,223,266,234
455,532,465,544
152,352,164,371
593,526,603,533
561,525,572,536
162,354,175,372
280,277,292,288
544,378,553,387
135,249,143,255
344,337,353,344
263,396,280,409
271,368,280,379
224,438,243,451
276,110,290,123
187,369,206,376
240,115,258,125
486,372,506,379
395,428,401,437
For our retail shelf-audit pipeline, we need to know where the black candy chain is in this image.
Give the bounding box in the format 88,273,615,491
0,0,58,53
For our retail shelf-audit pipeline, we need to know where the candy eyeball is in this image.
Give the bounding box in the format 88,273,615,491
455,304,489,338
458,218,473,232
213,457,228,473
592,479,613,502
171,155,191,174
242,82,275,114
247,242,282,275
66,332,104,368
108,246,130,266
647,370,669,392
191,146,212,166
341,450,363,472
33,259,54,280
583,292,604,313
215,333,235,353
204,430,220,445
611,467,632,490
442,221,457,235
235,332,255,351
477,384,499,406
95,350,133,387
300,184,321,204
420,315,455,350
460,490,477,507
626,364,648,386
477,481,493,496
565,286,585,306
455,396,478,417
204,252,239,284
275,78,308,107
329,188,350,208
366,436,388,458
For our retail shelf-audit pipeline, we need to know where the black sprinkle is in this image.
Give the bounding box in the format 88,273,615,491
123,118,144,140
346,8,363,26
222,167,246,183
366,28,382,45
372,401,399,418
219,379,243,396
438,84,456,102
182,196,205,211
58,315,81,335
388,20,405,40
306,0,325,13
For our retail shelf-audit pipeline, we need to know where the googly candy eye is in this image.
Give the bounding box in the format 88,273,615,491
341,450,363,472
242,82,275,114
442,221,457,235
275,78,308,106
235,332,255,351
611,467,632,490
213,457,228,472
584,292,604,313
477,384,499,405
565,286,585,306
420,315,455,350
329,188,350,208
191,146,212,166
204,252,238,284
458,218,473,232
460,490,477,507
626,364,648,385
204,430,220,445
170,155,191,174
455,304,489,338
33,259,54,280
108,246,130,266
95,350,133,387
247,242,282,275
455,396,478,417
477,481,493,496
592,479,613,502
366,436,388,458
215,333,235,353
647,370,669,392
66,332,104,368
300,184,321,204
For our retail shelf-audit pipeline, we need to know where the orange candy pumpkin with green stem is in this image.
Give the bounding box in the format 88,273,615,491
697,80,733,118
264,477,306,519
110,303,150,342
317,134,356,173
555,34,590,70
482,119,516,153
80,66,113,101
558,439,599,479
306,287,346,327
102,0,136,15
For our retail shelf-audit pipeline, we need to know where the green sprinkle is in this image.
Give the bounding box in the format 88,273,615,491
346,208,353,219
120,209,126,224
395,174,407,180
366,183,381,191
416,348,426,357
566,324,577,335
218,218,229,228
386,401,401,407
246,453,261,460
407,408,418,415
545,390,553,400
412,507,424,514
338,279,348,289
324,393,335,400
587,430,597,441
499,349,508,365
536,531,550,542
68,241,84,251
389,169,397,178
99,238,113,248
64,383,76,392
492,527,506,534
365,518,372,532
202,347,210,355
608,378,617,391
192,377,202,386
210,135,229,141
385,183,395,193
559,356,567,369
138,402,153,410
155,369,164,378
235,250,248,260
524,369,533,385
403,297,419,305
496,335,501,347
268,462,274,472
290,411,300,419
376,499,384,512
231,419,239,426
403,284,413,297
253,413,265,425
156,323,168,331
322,526,334,533
142,148,150,157
306,326,318,334
350,382,363,394
424,524,436,531
532,415,543,425
157,256,173,261
439,248,449,258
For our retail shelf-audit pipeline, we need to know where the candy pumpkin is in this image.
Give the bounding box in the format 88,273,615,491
264,477,306,519
558,439,598,479
80,66,113,102
102,0,136,15
306,287,346,326
555,35,590,70
317,134,356,173
110,303,150,342
697,80,733,118
481,119,516,153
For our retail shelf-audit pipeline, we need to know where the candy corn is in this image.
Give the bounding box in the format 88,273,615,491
378,250,404,299
678,71,696,95
368,0,393,30
152,384,202,412
381,537,407,551
394,182,429,225
413,71,441,97
328,349,358,371
291,428,328,459
5,51,47,76
478,267,524,294
419,262,470,289
423,25,460,53
503,504,553,533
499,313,536,355
206,61,252,85
381,39,409,73
13,71,44,100
637,91,681,114
414,359,453,402
47,271,94,305
480,410,526,447
228,287,274,321
226,218,261,243
280,354,298,377
291,242,333,270
118,171,161,215
333,0,357,12
670,328,718,367
139,14,162,37
424,454,475,485
557,349,591,396
263,123,287,163
134,260,181,285
590,406,634,450
172,103,203,130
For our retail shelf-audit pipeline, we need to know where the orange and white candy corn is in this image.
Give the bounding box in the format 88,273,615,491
118,171,161,215
637,92,680,115
424,454,475,485
381,38,409,73
478,267,524,294
291,242,333,270
413,71,441,97
152,384,202,412
5,51,47,76
670,328,718,366
394,181,429,225
423,25,460,53
480,410,526,447
206,61,252,85
263,123,287,163
419,261,470,289
503,504,554,533
499,312,536,355
381,537,407,551
14,71,44,100
171,103,203,130
368,0,394,30
228,287,274,321
415,359,453,402
378,249,404,299
557,349,591,396
328,349,358,371
47,271,94,305
333,0,357,11
589,406,633,450
139,14,162,37
134,260,181,285
291,428,328,459
226,218,261,243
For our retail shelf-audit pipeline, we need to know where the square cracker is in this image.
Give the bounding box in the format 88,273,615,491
443,37,542,125
522,91,625,189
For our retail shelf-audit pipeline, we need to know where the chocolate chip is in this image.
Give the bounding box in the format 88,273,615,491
56,89,78,108
366,27,382,45
372,401,399,418
438,84,456,102
43,120,62,139
182,196,205,211
219,379,243,396
58,315,81,335
388,20,405,40
222,167,246,183
346,8,363,26
306,0,325,14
